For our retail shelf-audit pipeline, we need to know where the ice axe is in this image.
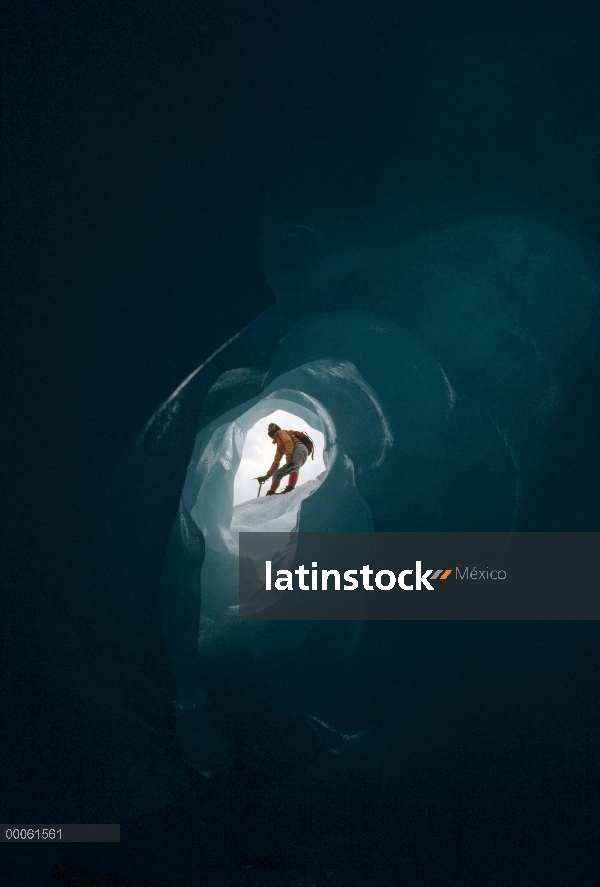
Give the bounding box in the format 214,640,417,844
254,477,266,497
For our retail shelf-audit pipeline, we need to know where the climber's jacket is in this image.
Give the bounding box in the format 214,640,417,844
266,430,302,477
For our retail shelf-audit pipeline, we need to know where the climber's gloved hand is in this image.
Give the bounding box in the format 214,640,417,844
257,475,269,483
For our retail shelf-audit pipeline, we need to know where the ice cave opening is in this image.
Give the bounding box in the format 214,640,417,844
161,357,393,702
162,357,383,697
232,407,326,502
187,397,331,539
178,390,335,627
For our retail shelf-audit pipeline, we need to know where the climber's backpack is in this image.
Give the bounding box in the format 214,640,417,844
292,430,315,459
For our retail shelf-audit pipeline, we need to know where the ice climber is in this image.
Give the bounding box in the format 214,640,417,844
257,423,313,495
